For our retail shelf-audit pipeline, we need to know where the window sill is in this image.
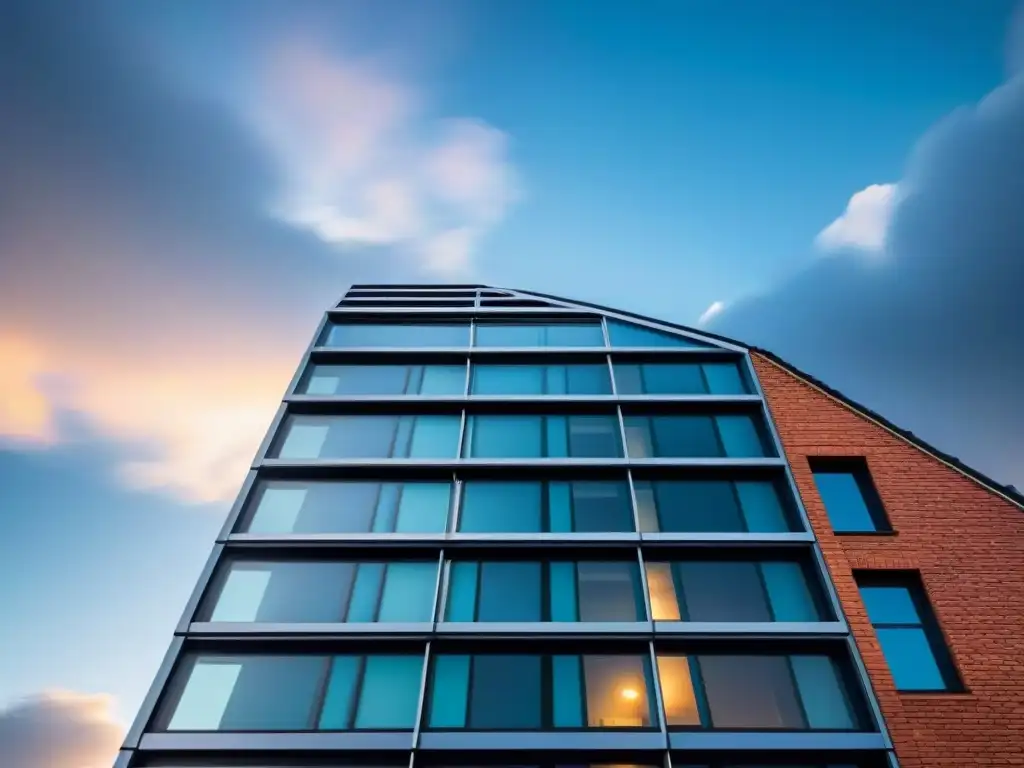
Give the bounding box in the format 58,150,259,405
833,529,898,537
897,690,972,699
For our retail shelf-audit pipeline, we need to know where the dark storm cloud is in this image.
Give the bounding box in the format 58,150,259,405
713,63,1024,488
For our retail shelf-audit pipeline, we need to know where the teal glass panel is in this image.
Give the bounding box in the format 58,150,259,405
407,415,461,458
716,415,768,457
372,483,401,532
471,365,545,395
812,472,877,532
736,481,792,532
378,562,436,622
563,364,613,394
208,562,354,623
607,320,707,348
569,481,634,532
474,323,544,346
876,628,946,690
703,362,748,394
790,656,856,729
546,323,605,346
459,481,542,532
300,364,410,395
428,655,471,727
478,562,542,621
546,415,569,456
318,656,361,729
466,415,543,457
639,363,706,394
470,655,543,728
577,562,644,621
346,564,384,622
677,561,770,622
651,480,744,532
552,655,585,727
548,481,574,532
325,323,469,347
613,363,645,394
354,655,423,729
419,365,467,394
445,562,478,621
762,562,821,621
567,415,623,457
200,655,325,731
549,562,579,621
859,585,920,624
394,482,451,533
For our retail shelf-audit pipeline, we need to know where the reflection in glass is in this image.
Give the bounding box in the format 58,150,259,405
623,415,770,458
614,361,749,395
300,364,466,396
474,322,604,347
634,479,795,533
464,415,622,458
471,363,612,395
458,480,634,533
272,415,461,459
607,320,708,348
323,323,469,347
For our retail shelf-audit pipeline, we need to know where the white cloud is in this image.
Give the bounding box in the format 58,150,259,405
815,183,899,253
255,42,520,275
0,691,123,768
698,300,726,326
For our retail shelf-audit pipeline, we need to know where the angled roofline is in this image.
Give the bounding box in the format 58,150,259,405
512,287,1024,512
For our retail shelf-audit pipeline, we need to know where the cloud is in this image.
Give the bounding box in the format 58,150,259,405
0,691,123,768
814,183,899,253
255,41,519,276
713,19,1024,488
697,300,726,326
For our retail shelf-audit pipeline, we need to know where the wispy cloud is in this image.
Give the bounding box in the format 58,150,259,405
814,183,899,253
254,41,520,275
698,300,726,326
0,690,123,768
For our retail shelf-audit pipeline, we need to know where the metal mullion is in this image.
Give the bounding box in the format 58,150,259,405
615,403,631,461
456,409,469,460
430,550,446,625
463,357,472,397
308,655,340,730
781,653,813,730
635,545,655,622
410,641,432,748
600,315,612,348
626,469,644,535
605,352,618,397
448,473,463,533
646,639,669,736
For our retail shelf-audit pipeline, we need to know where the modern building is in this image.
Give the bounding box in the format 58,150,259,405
116,284,1024,768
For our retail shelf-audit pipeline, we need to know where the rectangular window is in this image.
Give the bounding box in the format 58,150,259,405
633,478,798,533
613,361,750,395
199,560,438,623
457,480,634,533
623,414,772,458
160,653,424,731
323,323,469,347
810,457,891,533
645,557,828,623
656,653,862,730
856,573,961,691
444,560,644,622
474,322,604,347
463,414,623,458
271,414,462,459
299,364,466,396
470,363,612,395
426,653,657,729
239,480,452,535
607,320,708,348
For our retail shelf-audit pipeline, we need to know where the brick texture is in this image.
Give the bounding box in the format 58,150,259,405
752,352,1024,768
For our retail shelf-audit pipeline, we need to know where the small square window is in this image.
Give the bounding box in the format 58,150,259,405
810,457,891,533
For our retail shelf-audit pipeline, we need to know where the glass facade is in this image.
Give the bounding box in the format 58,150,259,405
123,286,894,768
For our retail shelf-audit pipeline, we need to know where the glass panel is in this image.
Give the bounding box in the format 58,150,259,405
546,415,570,457
207,562,353,623
860,586,921,625
656,655,701,726
570,481,634,532
583,655,653,727
790,656,856,729
549,562,579,621
300,365,410,396
608,320,707,348
207,567,271,622
646,563,681,620
762,562,822,622
736,481,792,533
318,656,360,729
478,562,542,621
466,415,543,458
355,655,423,729
549,481,574,532
378,562,437,622
325,323,469,347
812,472,877,532
547,323,605,346
244,485,309,533
577,562,643,621
677,561,771,622
637,363,707,395
277,421,329,459
470,655,543,728
703,362,748,394
429,655,470,727
471,365,545,395
717,415,769,457
419,365,468,394
552,655,585,727
475,323,603,347
445,562,478,621
613,363,645,395
876,628,947,690
564,364,613,394
167,660,241,730
625,416,722,458
393,483,452,533
567,415,623,457
408,415,462,457
698,656,805,729
459,481,542,532
634,484,660,532
346,563,384,622
651,480,745,533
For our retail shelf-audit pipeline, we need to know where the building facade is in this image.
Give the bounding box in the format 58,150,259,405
116,284,1024,768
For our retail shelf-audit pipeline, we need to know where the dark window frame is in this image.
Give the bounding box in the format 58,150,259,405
808,457,892,534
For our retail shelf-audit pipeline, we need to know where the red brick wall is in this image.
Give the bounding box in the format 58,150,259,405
752,352,1024,768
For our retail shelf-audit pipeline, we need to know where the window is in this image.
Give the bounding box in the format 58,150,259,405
239,480,452,534
470,364,612,395
299,364,466,396
645,558,828,622
323,323,469,347
427,653,657,729
810,458,890,533
271,415,462,459
463,415,623,458
656,653,862,730
613,361,749,395
457,480,634,533
607,320,708,348
857,573,960,691
634,478,798,533
474,322,604,347
159,653,424,731
444,560,644,622
199,560,438,623
623,415,771,458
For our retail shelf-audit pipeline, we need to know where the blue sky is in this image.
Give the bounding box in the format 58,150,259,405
1,1,1022,765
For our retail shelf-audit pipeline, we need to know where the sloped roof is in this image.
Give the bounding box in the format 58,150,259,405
511,287,1024,511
